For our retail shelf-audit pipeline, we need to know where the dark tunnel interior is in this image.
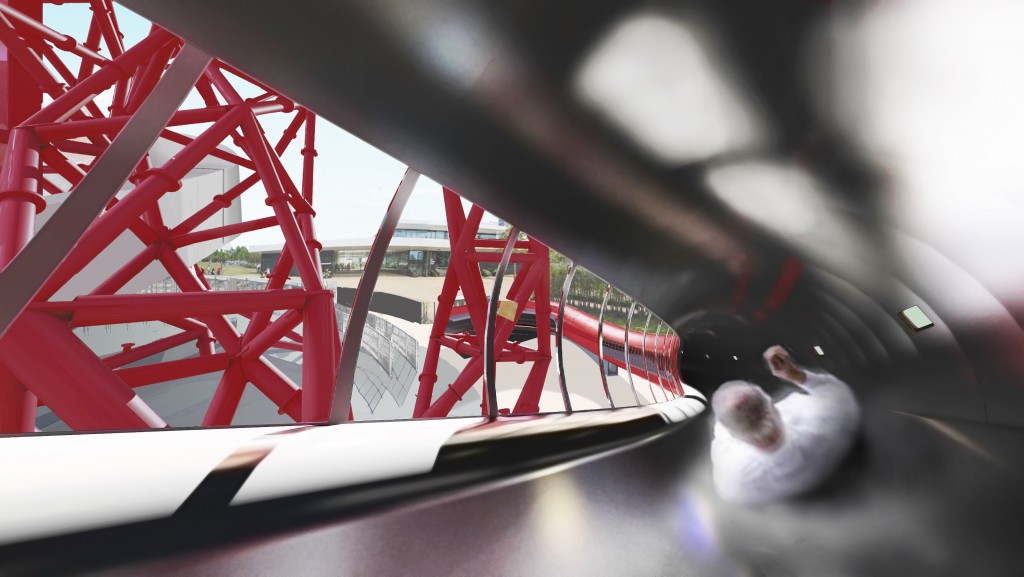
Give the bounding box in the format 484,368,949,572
21,0,1024,574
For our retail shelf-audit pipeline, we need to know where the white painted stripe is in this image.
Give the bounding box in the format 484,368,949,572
232,417,482,505
661,404,688,422
651,396,706,423
0,395,707,546
678,400,701,418
0,426,291,545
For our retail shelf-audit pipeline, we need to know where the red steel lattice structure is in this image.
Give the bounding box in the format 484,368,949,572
415,188,553,418
0,1,685,433
0,0,339,432
411,190,684,416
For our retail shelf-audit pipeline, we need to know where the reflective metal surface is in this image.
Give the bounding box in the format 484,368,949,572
652,322,666,402
332,168,420,422
0,42,211,339
84,405,1024,577
555,262,577,413
118,0,1024,411
624,300,641,405
483,226,519,418
104,0,1024,572
596,283,615,409
641,309,656,402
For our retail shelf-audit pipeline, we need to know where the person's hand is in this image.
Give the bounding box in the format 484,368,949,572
763,345,806,384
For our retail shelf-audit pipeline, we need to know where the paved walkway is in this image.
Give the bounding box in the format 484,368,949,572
236,272,504,305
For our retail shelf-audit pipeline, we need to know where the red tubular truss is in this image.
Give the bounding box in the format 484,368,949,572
0,2,338,432
415,188,553,418
559,306,683,397
0,2,683,432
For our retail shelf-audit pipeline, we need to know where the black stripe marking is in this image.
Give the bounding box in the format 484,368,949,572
175,425,314,516
684,394,708,406
0,406,704,576
433,414,668,476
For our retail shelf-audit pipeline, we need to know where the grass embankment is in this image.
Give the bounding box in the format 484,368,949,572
197,263,258,276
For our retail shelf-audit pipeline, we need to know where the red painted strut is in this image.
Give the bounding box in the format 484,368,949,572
0,2,336,431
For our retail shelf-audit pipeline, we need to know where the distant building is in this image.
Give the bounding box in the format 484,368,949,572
251,220,505,277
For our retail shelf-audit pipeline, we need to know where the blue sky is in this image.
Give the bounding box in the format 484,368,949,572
39,3,494,248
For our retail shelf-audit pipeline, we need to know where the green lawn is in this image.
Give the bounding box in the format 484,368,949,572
197,263,257,276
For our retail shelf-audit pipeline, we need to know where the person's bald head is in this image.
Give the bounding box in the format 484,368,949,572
712,380,784,451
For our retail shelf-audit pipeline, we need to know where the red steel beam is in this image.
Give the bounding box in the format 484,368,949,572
0,12,65,97
159,128,255,169
171,171,257,235
272,340,303,353
240,356,301,421
160,249,248,383
170,108,305,238
235,311,303,344
0,128,43,265
102,328,205,369
0,4,632,433
124,40,177,115
32,105,231,140
89,0,124,59
0,311,165,430
170,216,278,248
421,357,484,418
241,114,322,290
218,61,283,102
240,249,294,345
31,289,313,325
31,101,291,140
75,15,102,80
301,291,335,422
237,308,303,360
115,353,232,388
0,4,106,64
202,361,248,426
88,243,162,296
47,138,106,156
26,27,173,125
513,237,552,413
38,145,87,186
0,5,42,432
34,105,249,301
415,260,462,417
417,190,554,419
0,5,349,432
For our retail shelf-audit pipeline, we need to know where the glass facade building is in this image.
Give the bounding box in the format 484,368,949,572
255,221,503,278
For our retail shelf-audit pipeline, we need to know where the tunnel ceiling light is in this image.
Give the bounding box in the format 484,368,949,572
899,305,934,331
573,13,762,164
814,346,825,356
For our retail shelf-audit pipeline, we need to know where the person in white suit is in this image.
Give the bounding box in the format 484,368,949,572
710,346,861,505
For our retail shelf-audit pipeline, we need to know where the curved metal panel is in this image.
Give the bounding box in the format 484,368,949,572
554,262,578,413
623,300,641,405
596,282,614,408
332,168,419,423
483,227,519,418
